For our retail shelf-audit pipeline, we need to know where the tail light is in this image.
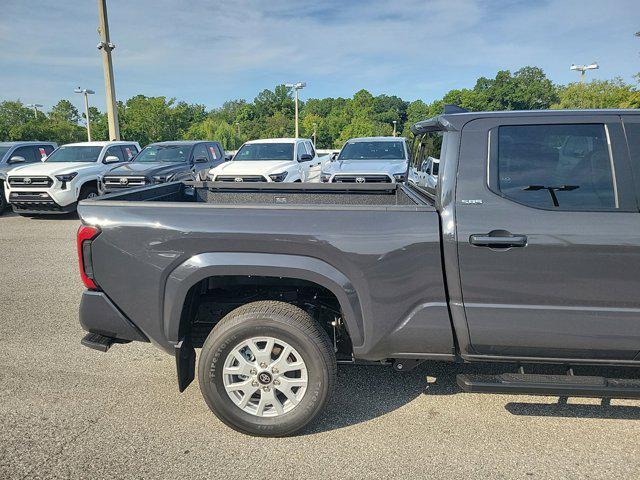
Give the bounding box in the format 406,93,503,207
77,225,100,290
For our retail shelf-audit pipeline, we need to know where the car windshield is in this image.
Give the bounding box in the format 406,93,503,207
45,146,102,163
338,141,406,160
234,143,294,161
0,146,11,159
135,144,191,163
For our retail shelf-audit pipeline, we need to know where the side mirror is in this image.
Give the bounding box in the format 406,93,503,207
298,153,313,162
224,153,233,162
103,155,120,164
193,157,208,164
330,152,338,161
8,156,26,165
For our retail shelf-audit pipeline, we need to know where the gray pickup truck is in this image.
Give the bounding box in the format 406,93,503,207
77,109,640,436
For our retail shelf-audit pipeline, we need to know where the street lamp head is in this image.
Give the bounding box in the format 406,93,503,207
286,82,306,90
75,87,95,95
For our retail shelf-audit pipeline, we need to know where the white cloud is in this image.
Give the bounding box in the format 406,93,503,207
0,0,638,112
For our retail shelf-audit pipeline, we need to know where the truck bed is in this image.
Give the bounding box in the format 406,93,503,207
78,179,448,363
92,181,431,208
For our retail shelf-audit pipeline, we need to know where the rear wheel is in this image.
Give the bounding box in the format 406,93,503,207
198,301,336,436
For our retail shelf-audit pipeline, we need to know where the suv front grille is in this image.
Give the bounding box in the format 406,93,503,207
332,175,392,183
216,175,267,182
8,176,53,188
103,176,147,188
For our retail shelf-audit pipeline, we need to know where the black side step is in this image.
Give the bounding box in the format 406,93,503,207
457,373,640,400
81,333,116,352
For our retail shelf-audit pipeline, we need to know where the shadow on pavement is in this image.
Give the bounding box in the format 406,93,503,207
303,361,640,434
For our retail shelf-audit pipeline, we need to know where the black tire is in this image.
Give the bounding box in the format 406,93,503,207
79,184,99,201
198,300,336,437
0,182,6,214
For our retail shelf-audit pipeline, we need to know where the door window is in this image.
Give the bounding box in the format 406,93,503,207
306,141,315,158
104,146,125,162
297,143,309,161
207,144,220,160
12,146,37,163
192,143,208,162
35,145,53,159
121,145,137,160
494,124,617,210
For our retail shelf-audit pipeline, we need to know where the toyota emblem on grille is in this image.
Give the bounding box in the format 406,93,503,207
24,178,32,184
355,177,366,183
234,177,243,182
120,178,129,185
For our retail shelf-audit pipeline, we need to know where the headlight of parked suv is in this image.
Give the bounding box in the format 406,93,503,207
393,172,406,182
55,172,78,189
152,174,173,183
268,172,288,182
320,172,331,182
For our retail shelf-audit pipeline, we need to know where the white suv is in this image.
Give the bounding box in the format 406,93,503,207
208,138,327,183
5,141,140,215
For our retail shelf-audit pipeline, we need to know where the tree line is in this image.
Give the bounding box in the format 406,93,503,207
1,67,639,149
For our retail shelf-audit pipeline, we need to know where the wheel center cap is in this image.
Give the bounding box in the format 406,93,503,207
257,371,273,385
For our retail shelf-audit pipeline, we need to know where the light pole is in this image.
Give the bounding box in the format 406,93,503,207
392,120,397,137
74,87,95,141
26,104,43,118
97,0,120,140
235,122,240,135
285,82,306,138
312,122,317,146
570,63,599,83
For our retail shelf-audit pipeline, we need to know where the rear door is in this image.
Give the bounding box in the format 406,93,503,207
456,114,640,361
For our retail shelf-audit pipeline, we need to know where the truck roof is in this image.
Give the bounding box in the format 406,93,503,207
62,141,136,147
344,136,405,143
244,138,311,144
412,108,640,134
0,141,57,146
147,140,214,146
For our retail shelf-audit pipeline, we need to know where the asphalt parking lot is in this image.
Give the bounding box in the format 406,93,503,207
1,212,639,479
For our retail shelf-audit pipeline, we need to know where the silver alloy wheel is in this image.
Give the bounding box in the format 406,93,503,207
86,192,98,199
222,336,308,417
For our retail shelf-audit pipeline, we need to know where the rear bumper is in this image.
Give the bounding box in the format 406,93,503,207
79,290,149,343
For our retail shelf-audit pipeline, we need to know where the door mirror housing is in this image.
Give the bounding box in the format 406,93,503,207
298,153,313,162
224,153,233,162
8,156,26,165
103,155,121,164
330,152,338,161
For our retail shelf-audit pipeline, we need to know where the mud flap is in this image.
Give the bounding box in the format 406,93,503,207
175,339,195,392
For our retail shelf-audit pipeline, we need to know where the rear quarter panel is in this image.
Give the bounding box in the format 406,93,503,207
80,203,453,360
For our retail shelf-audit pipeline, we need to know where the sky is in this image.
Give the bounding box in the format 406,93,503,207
1,0,639,114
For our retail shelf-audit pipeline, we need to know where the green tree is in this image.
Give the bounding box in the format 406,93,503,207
49,99,80,124
552,78,639,109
